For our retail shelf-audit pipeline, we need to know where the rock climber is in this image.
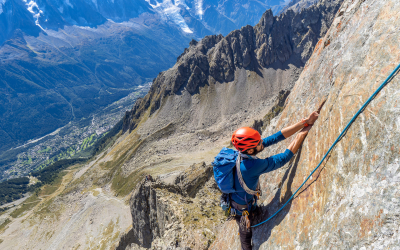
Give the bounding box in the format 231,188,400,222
229,111,319,249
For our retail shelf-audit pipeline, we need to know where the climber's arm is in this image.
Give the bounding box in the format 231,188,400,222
262,131,286,147
253,149,294,174
255,126,312,175
287,125,312,154
281,111,319,138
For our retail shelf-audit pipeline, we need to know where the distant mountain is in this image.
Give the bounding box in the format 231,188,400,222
0,0,293,158
0,14,190,153
0,0,292,45
146,0,291,36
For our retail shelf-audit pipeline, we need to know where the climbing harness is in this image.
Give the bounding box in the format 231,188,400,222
252,63,400,228
229,152,263,229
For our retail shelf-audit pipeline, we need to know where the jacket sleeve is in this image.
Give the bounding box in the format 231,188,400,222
262,131,286,147
253,149,294,175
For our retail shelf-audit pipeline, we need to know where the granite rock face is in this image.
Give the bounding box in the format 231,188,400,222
211,0,400,249
122,0,343,134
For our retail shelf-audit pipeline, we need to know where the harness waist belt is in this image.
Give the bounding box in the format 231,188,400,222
231,200,254,211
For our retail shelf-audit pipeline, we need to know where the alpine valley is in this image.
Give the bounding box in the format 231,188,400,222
0,0,296,180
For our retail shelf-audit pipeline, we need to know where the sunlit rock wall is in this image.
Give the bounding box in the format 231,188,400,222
212,0,400,249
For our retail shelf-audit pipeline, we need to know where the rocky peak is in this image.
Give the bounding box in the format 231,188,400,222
123,0,344,134
257,9,275,34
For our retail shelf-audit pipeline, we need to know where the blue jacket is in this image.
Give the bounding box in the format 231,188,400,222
231,131,294,206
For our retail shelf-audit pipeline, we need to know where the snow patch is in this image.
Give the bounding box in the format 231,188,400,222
145,0,193,33
22,0,44,30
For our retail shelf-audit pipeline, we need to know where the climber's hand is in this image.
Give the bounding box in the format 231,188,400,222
306,111,319,125
288,125,313,153
299,124,313,136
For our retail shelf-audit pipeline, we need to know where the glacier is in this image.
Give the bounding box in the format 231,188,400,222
145,0,193,33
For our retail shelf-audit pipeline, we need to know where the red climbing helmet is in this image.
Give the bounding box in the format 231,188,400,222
231,127,261,152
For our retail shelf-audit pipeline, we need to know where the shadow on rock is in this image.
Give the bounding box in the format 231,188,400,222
252,146,303,249
115,228,140,250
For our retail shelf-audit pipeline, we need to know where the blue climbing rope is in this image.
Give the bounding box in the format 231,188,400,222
252,63,400,228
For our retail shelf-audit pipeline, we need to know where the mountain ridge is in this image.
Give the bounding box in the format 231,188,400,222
122,0,341,135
